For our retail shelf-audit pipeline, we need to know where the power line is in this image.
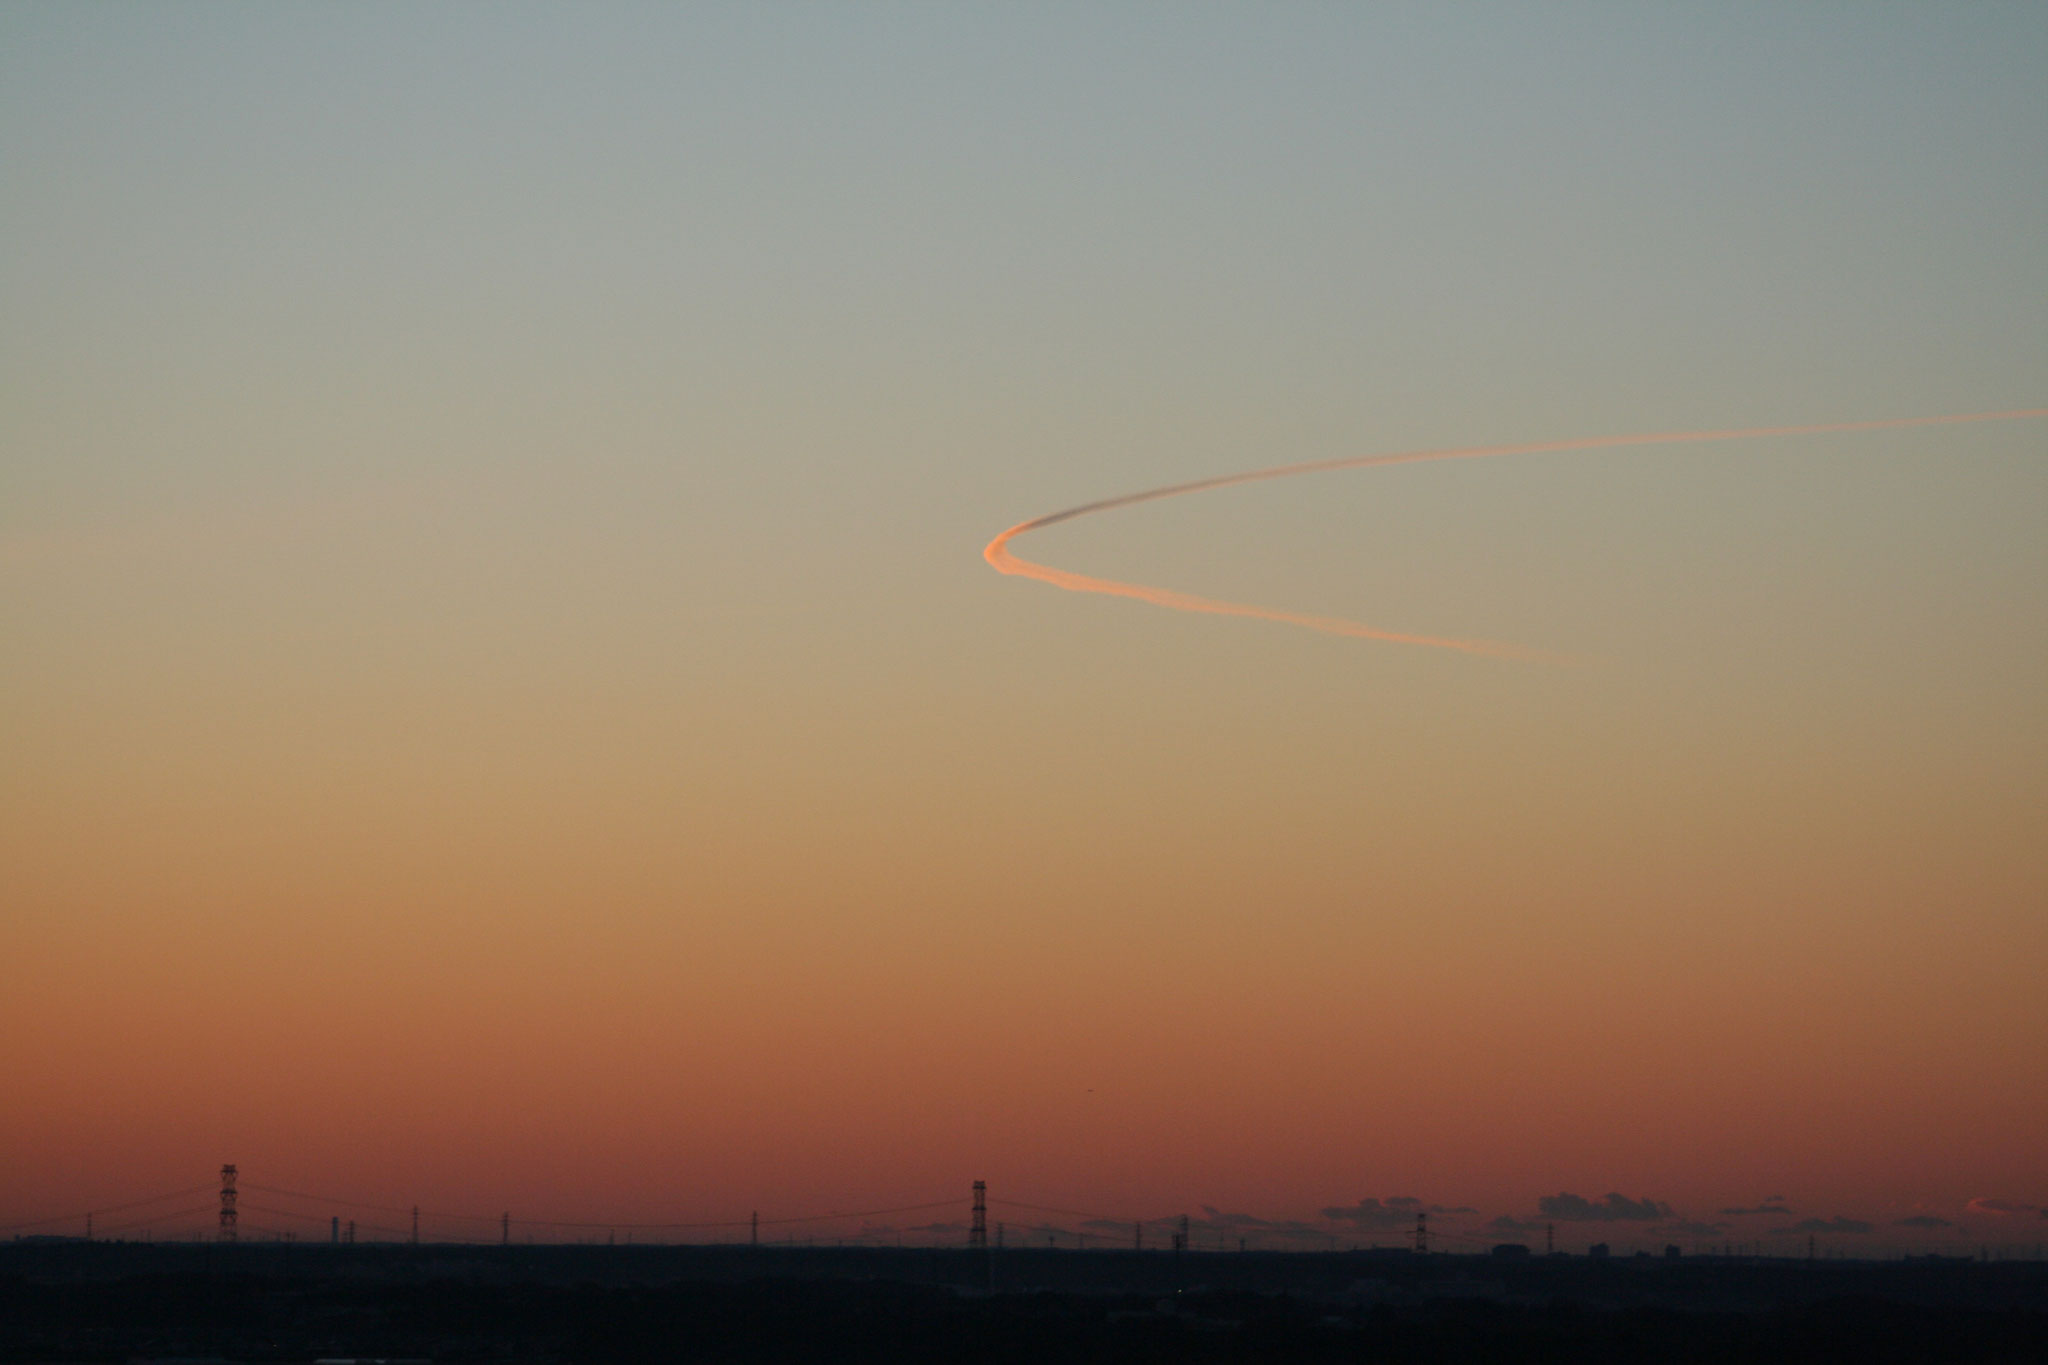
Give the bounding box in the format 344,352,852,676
700,1198,963,1231
988,1197,1128,1221
1,1185,216,1233
239,1202,364,1225
240,1182,958,1232
497,1198,962,1232
241,1183,490,1222
988,1197,1186,1227
30,1176,1508,1251
89,1203,223,1240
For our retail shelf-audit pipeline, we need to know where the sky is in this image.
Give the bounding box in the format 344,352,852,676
3,2,2045,1254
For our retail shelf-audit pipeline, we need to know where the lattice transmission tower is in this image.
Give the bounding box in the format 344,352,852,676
218,1164,237,1242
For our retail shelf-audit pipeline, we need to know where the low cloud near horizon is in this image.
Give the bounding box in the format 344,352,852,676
1321,1196,1476,1230
1538,1193,1672,1222
1787,1217,1873,1235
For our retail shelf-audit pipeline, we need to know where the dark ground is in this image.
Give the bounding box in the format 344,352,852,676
3,1241,2044,1362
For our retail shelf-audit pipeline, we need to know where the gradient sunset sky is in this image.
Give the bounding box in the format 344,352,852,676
5,3,2045,1252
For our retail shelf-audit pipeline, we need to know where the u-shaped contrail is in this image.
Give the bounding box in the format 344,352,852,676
984,409,2046,659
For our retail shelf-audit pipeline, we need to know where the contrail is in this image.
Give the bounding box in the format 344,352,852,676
984,409,2047,659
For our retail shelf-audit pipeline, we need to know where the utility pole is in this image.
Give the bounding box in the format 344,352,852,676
969,1181,987,1249
1413,1211,1428,1255
218,1165,237,1243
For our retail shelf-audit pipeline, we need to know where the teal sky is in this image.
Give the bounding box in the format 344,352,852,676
4,3,2046,1244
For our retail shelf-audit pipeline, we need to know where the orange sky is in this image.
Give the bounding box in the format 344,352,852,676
5,5,2046,1253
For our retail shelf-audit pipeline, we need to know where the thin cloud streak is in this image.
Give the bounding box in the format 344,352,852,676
1965,1198,2040,1216
984,410,2048,657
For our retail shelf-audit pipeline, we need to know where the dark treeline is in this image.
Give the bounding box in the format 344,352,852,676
4,1242,2044,1362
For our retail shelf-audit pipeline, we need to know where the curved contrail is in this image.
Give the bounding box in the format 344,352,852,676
984,409,2047,659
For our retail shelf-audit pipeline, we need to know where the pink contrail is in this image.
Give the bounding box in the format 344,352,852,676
983,409,2047,658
